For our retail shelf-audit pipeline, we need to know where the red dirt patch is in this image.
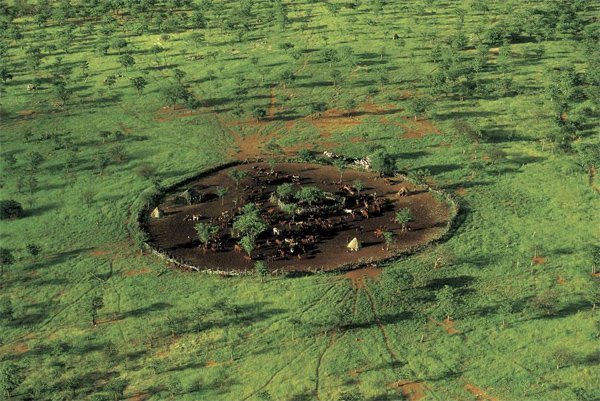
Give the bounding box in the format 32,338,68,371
123,267,151,277
343,265,382,288
390,380,427,401
308,108,362,135
146,162,453,273
429,317,460,335
205,360,221,367
455,187,467,196
348,368,365,378
532,256,545,265
556,276,567,285
90,249,109,257
17,109,35,116
127,391,149,401
464,383,500,401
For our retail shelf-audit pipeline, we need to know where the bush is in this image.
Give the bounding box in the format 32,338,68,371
0,200,24,220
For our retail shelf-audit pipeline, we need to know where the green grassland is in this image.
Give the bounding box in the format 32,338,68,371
0,0,599,400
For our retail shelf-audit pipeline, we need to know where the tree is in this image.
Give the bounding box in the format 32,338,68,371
252,108,267,121
0,200,24,220
395,207,413,231
383,231,395,251
130,76,147,96
320,48,340,67
369,149,395,176
118,54,135,71
405,96,432,121
228,169,248,189
333,159,346,183
239,235,255,258
297,149,314,162
578,143,600,185
26,151,44,172
89,293,104,326
310,102,327,118
295,186,324,206
215,186,228,206
161,83,190,109
0,362,23,399
54,81,73,107
233,203,267,239
0,248,15,276
276,183,294,201
195,223,219,250
254,260,268,282
352,179,364,195
173,68,187,83
435,285,459,320
103,74,117,90
277,69,295,89
26,243,41,259
0,67,12,84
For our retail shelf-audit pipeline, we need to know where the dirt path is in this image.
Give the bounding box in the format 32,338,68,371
314,287,358,400
389,380,428,401
429,317,462,335
362,278,400,365
464,383,500,401
315,330,337,401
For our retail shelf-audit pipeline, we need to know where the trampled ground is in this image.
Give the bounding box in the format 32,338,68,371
146,162,453,272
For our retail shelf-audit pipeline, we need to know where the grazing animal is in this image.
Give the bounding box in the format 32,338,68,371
233,244,242,253
273,227,281,236
360,208,369,219
192,214,201,221
397,187,409,197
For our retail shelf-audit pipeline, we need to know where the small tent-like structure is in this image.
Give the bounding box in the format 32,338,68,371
150,207,163,218
347,237,361,252
177,188,202,205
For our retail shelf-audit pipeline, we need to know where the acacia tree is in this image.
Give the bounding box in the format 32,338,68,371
118,54,135,71
435,285,459,320
228,169,248,189
295,186,324,206
395,207,413,231
215,186,228,205
333,159,346,183
130,76,147,96
383,231,395,251
233,203,268,239
88,293,104,326
254,260,268,282
195,223,219,251
352,179,364,195
239,235,255,258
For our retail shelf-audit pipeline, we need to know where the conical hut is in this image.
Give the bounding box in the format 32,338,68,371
347,237,361,252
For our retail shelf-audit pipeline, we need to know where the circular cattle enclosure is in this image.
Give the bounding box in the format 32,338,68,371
143,162,455,273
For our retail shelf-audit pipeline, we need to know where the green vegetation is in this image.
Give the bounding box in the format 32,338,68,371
0,0,598,400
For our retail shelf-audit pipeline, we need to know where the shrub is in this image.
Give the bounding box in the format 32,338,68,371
0,200,24,220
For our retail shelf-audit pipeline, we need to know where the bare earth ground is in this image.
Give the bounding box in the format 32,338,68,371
145,162,452,273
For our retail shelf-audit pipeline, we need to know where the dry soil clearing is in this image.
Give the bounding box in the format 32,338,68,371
145,162,452,273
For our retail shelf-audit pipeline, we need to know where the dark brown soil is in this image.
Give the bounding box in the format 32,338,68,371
144,162,452,273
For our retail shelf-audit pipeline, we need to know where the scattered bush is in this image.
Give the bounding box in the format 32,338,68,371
0,200,24,220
